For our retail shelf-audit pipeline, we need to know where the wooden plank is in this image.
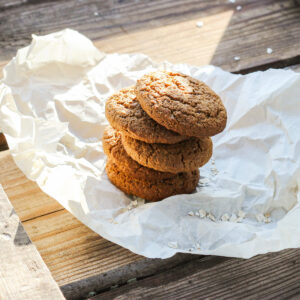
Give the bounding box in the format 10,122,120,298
0,185,65,300
28,210,195,299
0,0,299,72
0,0,299,297
93,248,300,300
0,0,233,62
0,151,63,221
95,0,300,72
0,150,196,300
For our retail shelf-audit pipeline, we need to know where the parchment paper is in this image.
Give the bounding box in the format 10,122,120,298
0,29,299,258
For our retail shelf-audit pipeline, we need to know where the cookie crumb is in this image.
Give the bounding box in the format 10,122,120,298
210,167,219,176
221,213,230,222
188,211,195,216
196,21,204,28
127,199,139,210
208,213,216,222
230,213,238,222
236,209,246,223
264,213,271,223
256,213,265,222
199,178,209,184
238,210,246,219
199,209,207,218
195,211,200,217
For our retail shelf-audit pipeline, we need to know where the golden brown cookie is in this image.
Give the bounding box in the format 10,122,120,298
122,134,213,173
105,87,188,144
135,71,227,138
106,160,200,202
102,125,175,180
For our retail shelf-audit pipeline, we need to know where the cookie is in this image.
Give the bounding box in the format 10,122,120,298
105,87,188,144
102,125,175,180
135,71,227,137
122,134,213,173
106,160,200,202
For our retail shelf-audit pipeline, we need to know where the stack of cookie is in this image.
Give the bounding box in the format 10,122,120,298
103,71,227,202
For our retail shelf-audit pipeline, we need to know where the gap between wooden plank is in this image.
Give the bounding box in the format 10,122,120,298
235,55,300,74
91,248,300,300
20,207,198,300
22,207,65,222
0,2,299,297
61,253,198,300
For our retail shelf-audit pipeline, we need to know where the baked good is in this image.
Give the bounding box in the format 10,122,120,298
102,125,175,180
135,71,227,137
122,133,213,173
106,159,200,202
105,86,188,144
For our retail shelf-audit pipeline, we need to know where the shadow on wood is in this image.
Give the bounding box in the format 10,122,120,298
92,248,300,300
210,0,300,72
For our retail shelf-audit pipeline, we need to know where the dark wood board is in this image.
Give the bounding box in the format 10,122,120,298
93,248,300,300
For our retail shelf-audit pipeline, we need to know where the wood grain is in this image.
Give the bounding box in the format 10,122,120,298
0,150,196,300
0,185,64,300
93,248,300,300
0,151,63,221
0,1,300,298
0,0,299,72
96,0,300,72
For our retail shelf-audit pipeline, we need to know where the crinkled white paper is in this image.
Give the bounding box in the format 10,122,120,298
0,29,300,259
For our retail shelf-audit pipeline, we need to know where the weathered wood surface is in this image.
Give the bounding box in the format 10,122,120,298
93,248,300,300
0,151,62,221
0,185,65,300
0,1,300,299
0,150,196,300
1,1,300,150
0,0,299,72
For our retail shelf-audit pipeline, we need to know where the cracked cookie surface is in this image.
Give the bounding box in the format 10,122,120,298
102,125,175,180
122,134,213,173
135,71,227,137
106,160,200,202
105,86,188,144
